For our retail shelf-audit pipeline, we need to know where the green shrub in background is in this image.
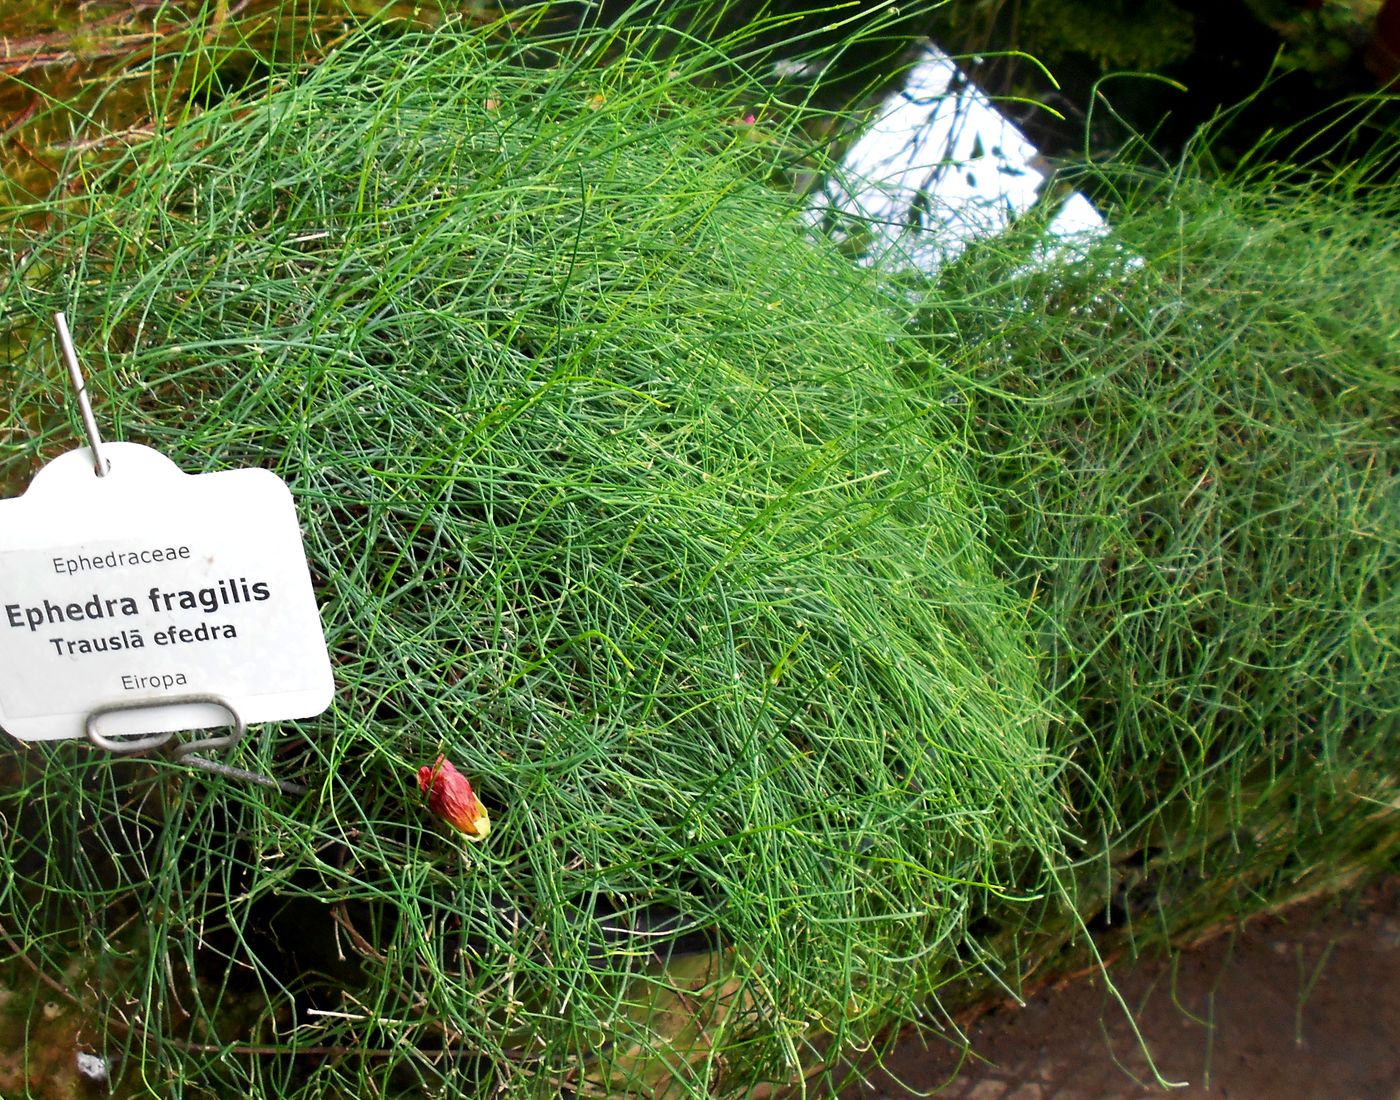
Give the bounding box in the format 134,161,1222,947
0,17,1060,1098
920,140,1399,947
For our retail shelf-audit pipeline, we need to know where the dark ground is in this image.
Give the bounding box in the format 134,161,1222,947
0,820,1395,1096
844,876,1400,1100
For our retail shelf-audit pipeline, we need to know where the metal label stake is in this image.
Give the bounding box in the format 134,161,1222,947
87,694,307,795
54,311,109,477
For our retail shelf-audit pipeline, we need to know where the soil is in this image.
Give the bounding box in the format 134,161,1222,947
845,876,1400,1100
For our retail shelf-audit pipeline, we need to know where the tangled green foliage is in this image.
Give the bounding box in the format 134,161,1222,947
920,141,1399,938
1,4,1396,1096
0,16,1060,1099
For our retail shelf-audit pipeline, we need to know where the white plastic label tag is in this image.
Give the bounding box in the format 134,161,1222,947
0,442,333,742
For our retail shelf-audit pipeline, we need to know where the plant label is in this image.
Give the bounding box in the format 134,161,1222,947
0,443,333,742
